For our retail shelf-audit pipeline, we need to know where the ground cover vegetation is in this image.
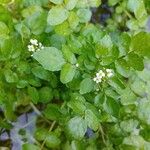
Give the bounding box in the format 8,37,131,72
0,0,150,149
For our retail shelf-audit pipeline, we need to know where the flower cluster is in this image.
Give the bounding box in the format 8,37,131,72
93,69,114,84
27,39,44,53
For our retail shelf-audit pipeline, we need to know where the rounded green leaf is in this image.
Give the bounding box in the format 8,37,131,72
104,97,120,117
45,133,61,148
80,78,94,94
65,0,78,10
127,52,144,71
67,116,87,139
35,128,48,141
85,109,99,131
47,6,69,26
39,87,53,103
28,86,39,104
4,69,18,83
0,21,9,37
60,63,76,84
33,47,65,71
49,0,63,4
22,143,40,150
77,8,92,23
130,32,150,58
32,66,50,81
138,98,150,125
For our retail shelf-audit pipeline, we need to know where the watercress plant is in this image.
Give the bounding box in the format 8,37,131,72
0,0,150,149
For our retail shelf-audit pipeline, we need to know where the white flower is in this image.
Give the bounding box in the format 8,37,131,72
106,69,114,78
28,45,35,52
97,70,105,78
30,39,38,46
75,63,79,67
93,70,105,84
93,76,102,84
28,39,44,55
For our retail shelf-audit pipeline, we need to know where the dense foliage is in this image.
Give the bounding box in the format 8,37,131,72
0,0,150,149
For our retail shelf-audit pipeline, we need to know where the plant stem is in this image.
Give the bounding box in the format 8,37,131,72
99,124,107,146
40,121,56,150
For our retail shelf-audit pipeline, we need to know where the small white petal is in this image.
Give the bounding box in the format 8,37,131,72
107,72,113,78
39,42,42,47
75,63,79,67
28,45,35,52
99,70,103,74
102,72,105,77
93,77,97,81
96,80,99,84
30,39,38,45
96,73,100,77
106,69,112,73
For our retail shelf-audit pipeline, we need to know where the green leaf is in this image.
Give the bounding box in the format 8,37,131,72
47,6,69,26
60,63,76,84
22,143,40,150
43,104,61,121
130,77,146,97
115,59,130,78
68,93,86,115
68,11,79,30
130,32,150,58
50,34,66,49
15,22,30,39
67,116,87,139
0,21,9,37
22,5,43,18
76,0,101,8
108,0,120,6
49,0,63,4
104,97,120,117
80,78,94,94
127,52,144,71
45,132,61,148
39,87,53,103
138,98,150,125
4,69,18,83
26,11,47,35
123,135,145,149
77,8,92,23
120,119,139,133
120,87,137,105
85,109,99,131
65,0,78,10
55,21,71,36
35,128,48,141
33,47,65,71
28,86,39,104
22,0,49,6
95,35,113,58
88,0,101,7
62,45,77,64
17,80,28,88
32,66,50,81
127,0,147,20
